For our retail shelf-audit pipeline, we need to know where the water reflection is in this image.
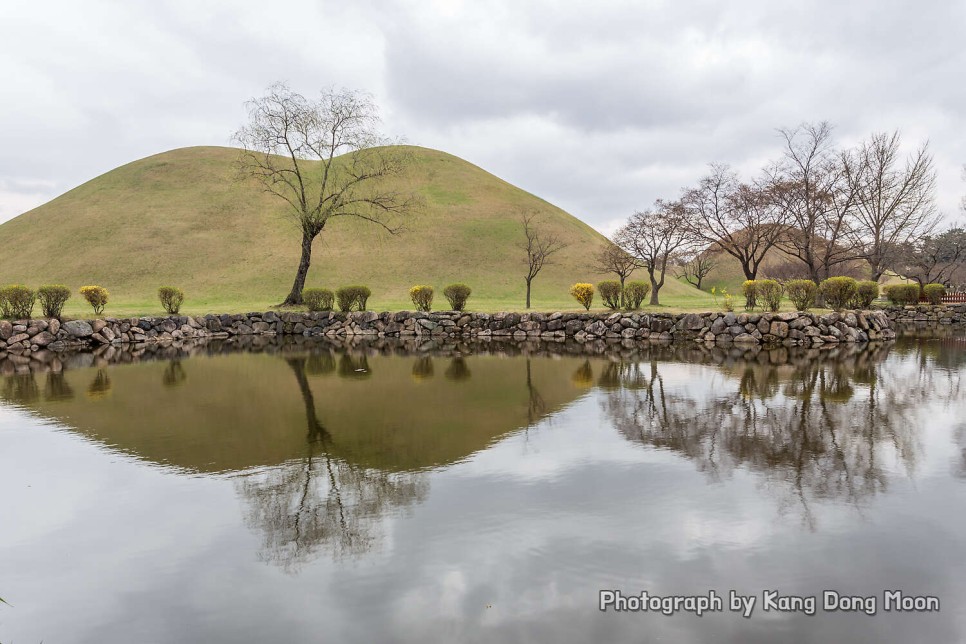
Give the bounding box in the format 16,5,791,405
599,341,964,528
2,334,963,570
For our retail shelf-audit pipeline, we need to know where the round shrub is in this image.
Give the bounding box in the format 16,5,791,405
785,279,818,311
884,283,920,306
334,285,370,312
303,288,334,312
352,285,372,311
570,283,595,310
851,281,879,308
37,285,71,318
443,283,472,311
79,285,109,315
597,280,622,310
819,276,858,311
756,279,783,312
923,283,946,305
410,285,433,312
158,286,185,314
742,280,758,310
624,281,651,309
0,285,36,319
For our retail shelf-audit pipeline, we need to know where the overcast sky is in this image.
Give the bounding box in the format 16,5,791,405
2,0,964,233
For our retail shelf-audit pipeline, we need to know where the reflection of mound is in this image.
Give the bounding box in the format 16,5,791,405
0,347,587,474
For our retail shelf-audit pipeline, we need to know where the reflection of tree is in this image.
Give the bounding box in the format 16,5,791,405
411,356,434,380
444,357,471,381
238,355,427,572
525,358,547,426
601,345,954,529
86,369,112,401
2,373,39,404
571,360,594,389
45,371,75,401
162,361,187,387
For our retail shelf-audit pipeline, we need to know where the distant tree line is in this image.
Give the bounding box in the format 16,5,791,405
606,121,966,305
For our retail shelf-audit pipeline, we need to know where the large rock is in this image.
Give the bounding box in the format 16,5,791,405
63,320,93,338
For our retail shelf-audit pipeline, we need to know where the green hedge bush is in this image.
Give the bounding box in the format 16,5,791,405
570,283,594,310
158,286,185,314
37,285,71,318
335,285,371,312
820,277,857,311
303,288,334,312
79,285,109,315
0,285,36,319
923,283,946,305
597,281,622,310
742,280,758,310
410,285,433,312
443,283,472,311
756,279,783,312
785,279,817,311
884,283,920,306
851,281,879,308
624,281,650,309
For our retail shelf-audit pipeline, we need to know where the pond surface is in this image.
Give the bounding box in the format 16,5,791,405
2,334,966,643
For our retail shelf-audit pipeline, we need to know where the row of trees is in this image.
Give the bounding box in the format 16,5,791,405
601,122,966,305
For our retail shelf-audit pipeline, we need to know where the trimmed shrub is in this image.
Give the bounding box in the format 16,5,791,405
785,279,818,311
624,281,650,309
0,285,36,319
336,287,355,312
158,286,185,314
410,285,433,312
79,285,109,315
923,283,946,305
443,283,472,311
597,280,622,310
303,288,334,312
37,285,71,318
884,283,920,306
742,280,758,310
722,290,735,312
352,286,372,311
570,283,595,310
851,281,879,308
756,279,783,312
819,276,858,311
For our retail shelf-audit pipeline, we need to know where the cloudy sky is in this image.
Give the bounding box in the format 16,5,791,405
2,0,964,233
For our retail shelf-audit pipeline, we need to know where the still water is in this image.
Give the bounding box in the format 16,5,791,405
1,334,965,643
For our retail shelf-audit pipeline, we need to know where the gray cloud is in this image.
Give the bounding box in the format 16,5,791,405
0,0,963,231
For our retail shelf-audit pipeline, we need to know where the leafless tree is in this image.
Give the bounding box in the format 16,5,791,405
682,164,788,281
673,250,718,291
520,212,568,309
233,83,418,306
897,227,966,287
770,122,860,286
616,200,697,305
593,240,643,305
845,131,938,281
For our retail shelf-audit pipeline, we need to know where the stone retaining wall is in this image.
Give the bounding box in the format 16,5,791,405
0,309,895,355
882,303,966,326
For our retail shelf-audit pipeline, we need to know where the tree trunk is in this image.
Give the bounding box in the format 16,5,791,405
649,270,660,306
525,278,532,309
619,276,626,309
282,231,315,306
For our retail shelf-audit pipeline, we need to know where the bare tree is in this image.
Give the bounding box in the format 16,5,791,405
846,131,938,280
897,227,966,287
593,240,643,305
233,83,418,306
673,250,718,290
520,213,568,309
616,200,697,305
770,122,860,285
682,164,788,281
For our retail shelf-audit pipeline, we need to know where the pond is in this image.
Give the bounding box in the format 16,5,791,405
1,333,965,643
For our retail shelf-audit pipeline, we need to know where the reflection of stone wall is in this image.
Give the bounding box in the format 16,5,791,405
882,304,966,326
0,309,896,356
